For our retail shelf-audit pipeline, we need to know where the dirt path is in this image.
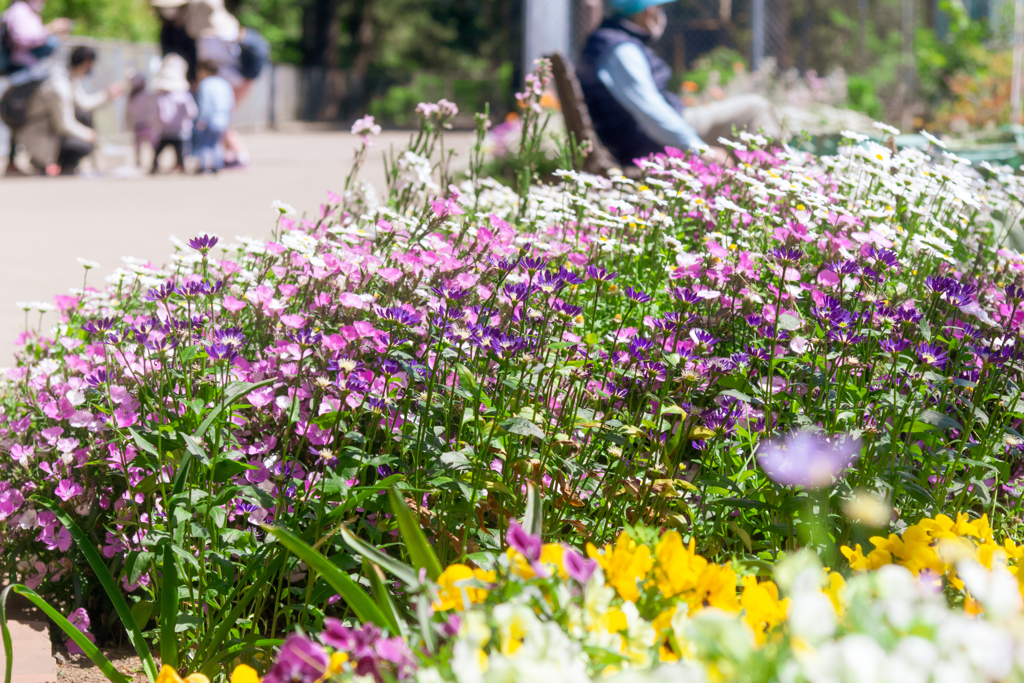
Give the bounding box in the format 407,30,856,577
0,130,474,364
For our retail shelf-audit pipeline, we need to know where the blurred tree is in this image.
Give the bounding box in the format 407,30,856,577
36,0,158,42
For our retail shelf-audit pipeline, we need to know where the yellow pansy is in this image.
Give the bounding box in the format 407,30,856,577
741,576,788,644
587,533,653,602
434,564,495,611
653,532,706,598
231,665,260,683
689,563,740,614
158,667,209,683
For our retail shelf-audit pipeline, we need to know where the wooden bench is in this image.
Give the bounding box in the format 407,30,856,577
546,51,641,179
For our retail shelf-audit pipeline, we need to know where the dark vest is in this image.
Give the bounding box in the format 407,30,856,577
577,16,683,166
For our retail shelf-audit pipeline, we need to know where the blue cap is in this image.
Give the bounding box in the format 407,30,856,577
608,0,674,16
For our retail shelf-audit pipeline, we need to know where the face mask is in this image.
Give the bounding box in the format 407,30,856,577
648,8,667,41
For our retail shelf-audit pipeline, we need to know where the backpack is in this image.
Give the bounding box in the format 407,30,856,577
238,28,269,80
0,20,12,76
0,76,44,129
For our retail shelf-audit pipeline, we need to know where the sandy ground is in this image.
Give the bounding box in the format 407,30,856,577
0,129,474,364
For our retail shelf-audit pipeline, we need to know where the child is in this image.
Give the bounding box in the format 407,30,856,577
150,54,197,173
125,72,158,168
193,58,235,174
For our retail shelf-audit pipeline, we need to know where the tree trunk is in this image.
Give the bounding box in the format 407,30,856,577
302,0,341,68
771,0,793,72
345,0,378,118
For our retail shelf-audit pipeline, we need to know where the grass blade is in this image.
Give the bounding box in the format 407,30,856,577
1,585,130,683
264,525,392,630
388,487,443,581
31,496,159,682
362,558,405,636
195,550,283,670
159,544,179,668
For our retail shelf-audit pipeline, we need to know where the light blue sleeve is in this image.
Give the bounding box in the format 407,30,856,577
596,42,705,151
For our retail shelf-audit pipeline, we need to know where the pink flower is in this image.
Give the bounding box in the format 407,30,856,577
0,488,25,520
248,386,276,408
280,314,306,328
338,292,365,309
376,268,404,283
38,524,72,552
113,407,137,429
223,296,247,312
65,608,96,655
55,479,83,502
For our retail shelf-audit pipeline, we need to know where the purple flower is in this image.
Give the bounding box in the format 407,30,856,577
827,328,864,345
864,246,899,271
519,256,547,272
563,547,597,583
214,327,246,347
767,246,803,265
85,368,108,387
624,286,651,303
879,337,910,355
374,304,422,327
188,234,220,252
757,431,861,489
825,259,859,276
144,283,176,302
205,344,239,363
264,635,329,683
917,342,949,369
507,519,542,562
82,317,115,334
585,265,617,281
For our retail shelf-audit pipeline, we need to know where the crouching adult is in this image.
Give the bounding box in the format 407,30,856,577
18,47,120,175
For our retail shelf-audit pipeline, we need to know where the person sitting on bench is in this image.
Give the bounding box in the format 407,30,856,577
576,0,781,167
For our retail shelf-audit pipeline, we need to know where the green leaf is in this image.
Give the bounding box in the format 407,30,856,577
388,487,444,581
521,482,543,537
31,497,158,682
160,545,178,668
195,378,276,439
2,585,131,683
211,459,256,482
914,409,962,432
182,434,210,466
130,601,154,631
502,416,545,440
362,558,405,636
264,525,392,630
339,527,418,586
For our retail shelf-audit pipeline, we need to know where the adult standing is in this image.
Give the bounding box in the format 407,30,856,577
150,0,268,168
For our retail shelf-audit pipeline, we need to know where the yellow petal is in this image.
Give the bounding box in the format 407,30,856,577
157,666,184,683
231,665,260,683
183,675,210,683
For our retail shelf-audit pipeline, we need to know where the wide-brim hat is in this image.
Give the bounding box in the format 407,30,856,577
150,0,188,8
608,0,674,15
151,53,190,91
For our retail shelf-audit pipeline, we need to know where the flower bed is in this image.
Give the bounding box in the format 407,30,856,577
255,517,1024,682
2,61,1024,679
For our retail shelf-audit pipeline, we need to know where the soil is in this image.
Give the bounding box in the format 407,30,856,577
56,651,150,683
